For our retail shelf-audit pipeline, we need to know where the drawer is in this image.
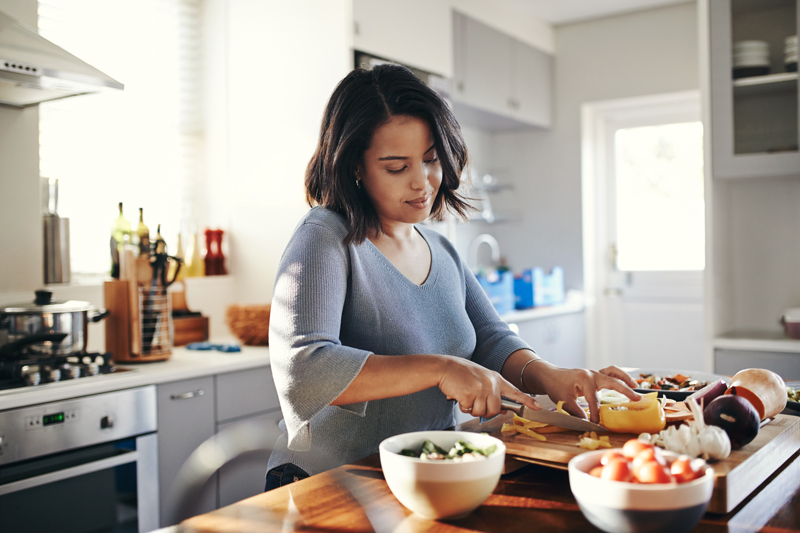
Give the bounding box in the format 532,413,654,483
216,366,280,422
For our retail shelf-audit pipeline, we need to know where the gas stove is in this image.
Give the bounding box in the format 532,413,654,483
0,351,131,391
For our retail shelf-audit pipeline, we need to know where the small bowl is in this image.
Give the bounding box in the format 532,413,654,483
379,431,505,520
569,450,714,533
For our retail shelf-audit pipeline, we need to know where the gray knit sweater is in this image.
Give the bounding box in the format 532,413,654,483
267,207,532,475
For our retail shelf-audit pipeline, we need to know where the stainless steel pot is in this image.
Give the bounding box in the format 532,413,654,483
0,290,109,356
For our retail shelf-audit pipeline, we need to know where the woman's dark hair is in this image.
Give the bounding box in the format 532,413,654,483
306,63,472,245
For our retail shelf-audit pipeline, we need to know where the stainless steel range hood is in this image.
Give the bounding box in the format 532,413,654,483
0,9,123,107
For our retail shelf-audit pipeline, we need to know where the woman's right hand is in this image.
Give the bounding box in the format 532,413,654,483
437,356,540,418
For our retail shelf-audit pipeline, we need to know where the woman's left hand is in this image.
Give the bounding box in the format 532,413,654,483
529,363,641,424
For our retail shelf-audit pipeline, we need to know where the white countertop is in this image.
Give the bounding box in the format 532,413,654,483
0,345,270,411
499,291,584,323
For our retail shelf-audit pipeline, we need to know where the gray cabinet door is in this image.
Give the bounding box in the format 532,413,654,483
513,313,585,369
512,40,552,128
456,13,513,116
217,411,283,507
216,366,280,423
157,376,216,527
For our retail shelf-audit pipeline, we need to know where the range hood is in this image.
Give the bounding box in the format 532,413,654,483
0,9,123,107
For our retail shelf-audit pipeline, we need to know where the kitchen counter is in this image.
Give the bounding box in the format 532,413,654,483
499,290,584,324
179,417,800,533
0,344,270,410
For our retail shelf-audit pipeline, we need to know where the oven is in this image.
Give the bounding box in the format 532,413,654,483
0,386,158,533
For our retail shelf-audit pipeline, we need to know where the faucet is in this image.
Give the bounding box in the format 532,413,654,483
468,234,500,272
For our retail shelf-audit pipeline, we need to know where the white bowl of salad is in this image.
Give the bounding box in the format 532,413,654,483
379,430,505,520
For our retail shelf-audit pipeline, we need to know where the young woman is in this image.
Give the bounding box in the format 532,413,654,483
265,64,639,490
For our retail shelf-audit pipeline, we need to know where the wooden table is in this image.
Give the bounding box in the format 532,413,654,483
181,426,800,533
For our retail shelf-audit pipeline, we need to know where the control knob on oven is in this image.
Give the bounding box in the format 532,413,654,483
100,415,115,429
45,368,61,383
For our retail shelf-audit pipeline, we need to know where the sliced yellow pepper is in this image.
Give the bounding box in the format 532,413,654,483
599,392,666,434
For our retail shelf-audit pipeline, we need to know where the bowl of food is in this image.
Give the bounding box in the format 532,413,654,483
379,430,505,520
568,440,714,533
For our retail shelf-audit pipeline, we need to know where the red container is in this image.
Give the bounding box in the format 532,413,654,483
781,308,800,339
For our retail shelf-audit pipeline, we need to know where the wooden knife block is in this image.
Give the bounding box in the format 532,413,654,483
105,278,172,363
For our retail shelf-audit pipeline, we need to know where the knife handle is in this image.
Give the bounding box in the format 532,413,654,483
500,399,523,415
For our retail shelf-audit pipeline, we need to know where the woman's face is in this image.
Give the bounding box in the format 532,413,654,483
358,115,442,228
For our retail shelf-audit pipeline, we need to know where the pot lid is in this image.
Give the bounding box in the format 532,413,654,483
2,290,94,313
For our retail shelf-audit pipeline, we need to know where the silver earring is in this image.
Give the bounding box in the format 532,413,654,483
355,176,361,189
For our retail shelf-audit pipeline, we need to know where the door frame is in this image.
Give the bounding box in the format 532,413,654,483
581,90,702,370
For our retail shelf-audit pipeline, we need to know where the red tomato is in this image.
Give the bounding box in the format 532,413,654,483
634,461,675,484
670,456,704,483
589,466,604,478
622,439,654,459
601,457,634,482
600,450,626,466
632,447,667,471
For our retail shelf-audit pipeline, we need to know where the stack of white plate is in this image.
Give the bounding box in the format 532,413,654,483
786,35,798,72
733,40,770,79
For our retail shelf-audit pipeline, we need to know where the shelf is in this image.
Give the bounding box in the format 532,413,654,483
714,330,800,354
733,72,798,96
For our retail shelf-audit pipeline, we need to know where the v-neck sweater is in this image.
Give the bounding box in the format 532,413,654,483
267,207,532,475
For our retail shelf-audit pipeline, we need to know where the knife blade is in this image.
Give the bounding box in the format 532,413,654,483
500,397,608,433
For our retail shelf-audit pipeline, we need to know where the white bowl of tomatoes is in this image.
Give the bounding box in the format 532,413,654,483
568,439,714,533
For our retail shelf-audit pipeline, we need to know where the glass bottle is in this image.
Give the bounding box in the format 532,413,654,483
110,202,131,277
153,224,167,255
137,208,151,255
204,229,217,275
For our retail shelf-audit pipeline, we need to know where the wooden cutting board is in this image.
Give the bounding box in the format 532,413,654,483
460,413,800,514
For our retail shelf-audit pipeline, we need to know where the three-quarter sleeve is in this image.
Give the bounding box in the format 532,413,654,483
463,260,533,373
269,220,373,452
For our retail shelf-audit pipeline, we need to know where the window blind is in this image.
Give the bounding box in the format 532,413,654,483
38,0,204,274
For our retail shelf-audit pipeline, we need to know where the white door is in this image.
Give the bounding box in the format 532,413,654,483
582,92,706,372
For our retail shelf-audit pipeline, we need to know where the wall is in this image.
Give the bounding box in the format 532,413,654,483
485,3,699,293
201,0,353,305
0,0,41,294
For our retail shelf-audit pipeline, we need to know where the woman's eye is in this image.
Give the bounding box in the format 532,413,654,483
424,156,439,164
387,166,406,174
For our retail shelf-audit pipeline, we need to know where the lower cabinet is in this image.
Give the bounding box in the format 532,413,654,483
512,313,586,369
156,376,217,527
157,366,283,527
217,410,283,507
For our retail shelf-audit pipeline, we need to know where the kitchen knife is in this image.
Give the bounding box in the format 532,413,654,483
500,397,608,433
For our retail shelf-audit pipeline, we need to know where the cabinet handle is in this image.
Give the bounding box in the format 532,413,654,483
170,389,204,400
457,81,464,92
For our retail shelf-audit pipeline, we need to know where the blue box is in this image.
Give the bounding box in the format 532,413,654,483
514,267,565,309
477,270,515,315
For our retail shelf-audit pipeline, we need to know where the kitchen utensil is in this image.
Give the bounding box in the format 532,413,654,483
628,368,730,401
379,430,505,520
500,397,607,433
41,177,71,284
569,449,714,533
0,290,108,356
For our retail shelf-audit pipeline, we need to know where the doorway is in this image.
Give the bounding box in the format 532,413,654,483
582,91,705,372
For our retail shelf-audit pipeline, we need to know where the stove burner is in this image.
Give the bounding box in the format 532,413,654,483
0,351,128,391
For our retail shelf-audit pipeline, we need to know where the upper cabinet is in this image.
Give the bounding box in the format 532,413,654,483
709,0,800,178
452,11,553,129
352,0,453,77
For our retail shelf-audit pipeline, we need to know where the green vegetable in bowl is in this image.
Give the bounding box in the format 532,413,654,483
788,386,800,402
399,439,497,461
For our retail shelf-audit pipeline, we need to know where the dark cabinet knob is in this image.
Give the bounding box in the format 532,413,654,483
100,415,115,429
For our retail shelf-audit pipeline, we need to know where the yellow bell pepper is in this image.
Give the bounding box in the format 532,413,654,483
599,392,666,434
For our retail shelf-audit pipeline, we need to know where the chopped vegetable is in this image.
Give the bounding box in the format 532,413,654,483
399,439,497,461
577,431,612,450
599,392,666,434
788,386,800,402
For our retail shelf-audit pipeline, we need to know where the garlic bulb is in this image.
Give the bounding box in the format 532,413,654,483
652,397,730,461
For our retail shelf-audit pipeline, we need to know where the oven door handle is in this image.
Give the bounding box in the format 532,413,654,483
0,448,139,496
